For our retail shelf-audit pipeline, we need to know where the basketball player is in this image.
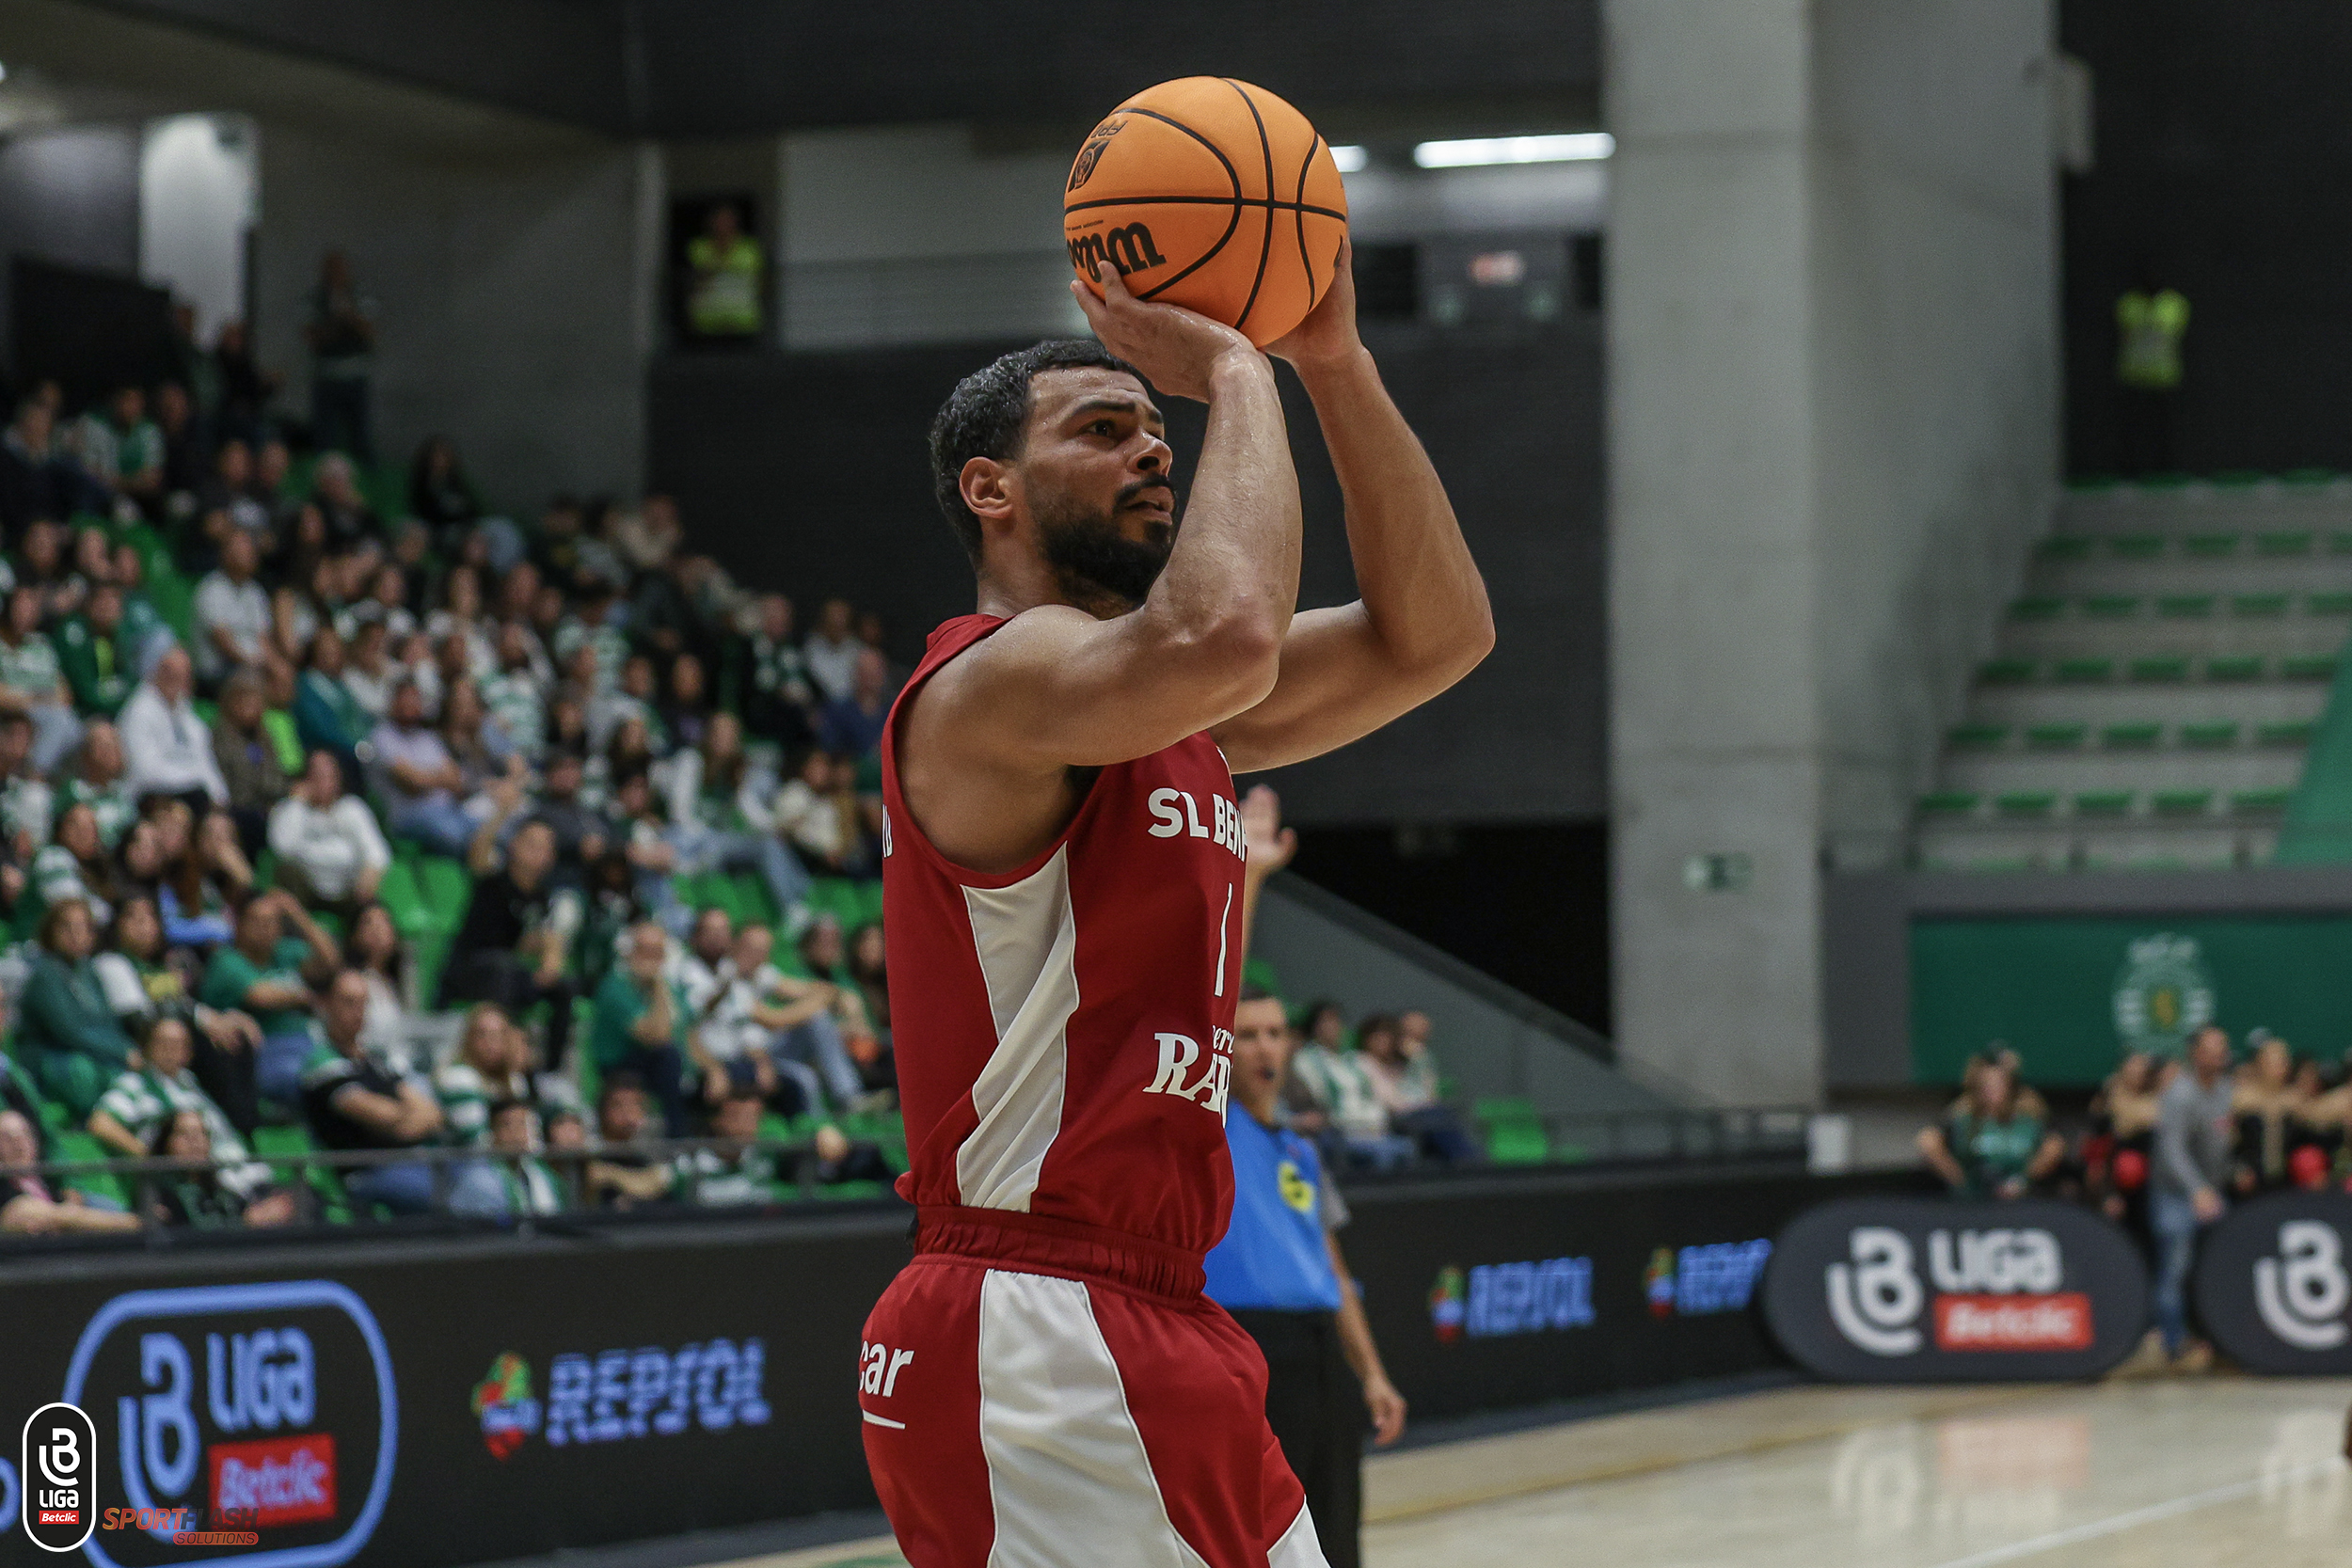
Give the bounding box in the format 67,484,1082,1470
857,251,1490,1568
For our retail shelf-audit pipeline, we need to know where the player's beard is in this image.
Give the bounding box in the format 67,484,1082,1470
1035,479,1177,612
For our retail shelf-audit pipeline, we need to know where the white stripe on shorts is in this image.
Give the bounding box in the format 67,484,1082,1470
1268,1501,1328,1568
977,1269,1211,1568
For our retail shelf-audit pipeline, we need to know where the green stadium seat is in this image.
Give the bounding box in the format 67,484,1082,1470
2181,722,2240,750
2153,790,2215,816
1947,724,2008,751
2309,594,2352,617
2258,721,2319,747
2233,593,2291,618
2283,656,2340,681
376,861,431,937
50,1129,129,1209
1472,1098,1547,1166
2074,791,2134,817
418,857,471,933
1917,791,1979,816
2025,722,2088,751
2055,657,2115,683
2257,531,2315,557
2109,535,2166,560
2157,594,2216,618
2128,657,2189,683
2332,531,2352,557
2081,595,2139,619
2102,722,2163,749
2233,789,2294,816
2008,596,2065,622
1994,791,2058,817
1241,956,1282,998
2206,656,2265,682
1979,658,2037,685
2283,468,2339,487
2212,470,2266,489
2183,533,2239,558
2035,537,2094,562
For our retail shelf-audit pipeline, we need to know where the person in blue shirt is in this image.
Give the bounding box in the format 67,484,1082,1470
1207,975,1406,1568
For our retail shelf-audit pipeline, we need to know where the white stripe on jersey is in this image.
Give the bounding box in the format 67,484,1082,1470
956,846,1081,1212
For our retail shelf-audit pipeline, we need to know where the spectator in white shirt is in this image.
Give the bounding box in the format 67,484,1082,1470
0,582,83,773
268,750,392,916
193,529,271,687
802,597,865,704
120,645,228,811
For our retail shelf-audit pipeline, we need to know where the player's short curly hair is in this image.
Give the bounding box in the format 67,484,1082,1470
929,340,1144,566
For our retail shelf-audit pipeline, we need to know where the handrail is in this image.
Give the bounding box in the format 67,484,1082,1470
1465,1103,1813,1168
7,1134,859,1219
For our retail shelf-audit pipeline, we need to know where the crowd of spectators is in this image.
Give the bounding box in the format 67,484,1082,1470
1917,1026,2352,1371
0,352,912,1234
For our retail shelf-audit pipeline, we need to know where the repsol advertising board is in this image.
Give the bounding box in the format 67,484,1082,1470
2192,1191,2352,1374
1761,1197,2149,1381
0,1214,912,1566
1336,1166,1921,1421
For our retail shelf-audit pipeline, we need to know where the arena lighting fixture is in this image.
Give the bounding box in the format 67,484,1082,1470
1329,144,1368,172
1412,132,1614,167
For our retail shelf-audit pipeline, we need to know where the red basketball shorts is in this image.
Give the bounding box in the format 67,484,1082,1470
860,1209,1327,1568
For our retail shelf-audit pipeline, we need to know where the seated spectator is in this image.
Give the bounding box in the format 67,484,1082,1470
737,920,872,1115
678,1086,785,1206
590,652,662,752
450,1098,565,1218
1290,1001,1415,1172
0,582,84,774
194,530,271,688
0,1107,140,1235
144,1106,295,1228
260,654,307,774
590,923,690,1133
310,452,381,549
109,541,169,657
571,847,644,995
195,438,272,546
443,815,580,1069
483,621,548,760
211,667,290,856
292,626,366,779
1365,1009,1480,1164
91,892,261,1130
770,748,865,876
370,677,471,855
17,517,83,624
16,898,138,1121
70,384,163,515
408,435,482,545
300,969,444,1216
153,380,203,499
440,676,522,815
342,901,416,1065
611,769,685,932
846,921,894,1094
585,1070,675,1208
0,394,94,530
424,564,496,678
57,584,140,721
121,646,229,814
0,709,52,863
818,647,894,764
88,1014,286,1221
31,800,124,927
1918,1053,2063,1198
740,593,815,750
668,713,808,922
529,748,610,882
202,889,341,1111
437,1005,526,1148
803,597,864,705
341,619,397,723
59,721,135,850
268,750,390,917
159,807,251,952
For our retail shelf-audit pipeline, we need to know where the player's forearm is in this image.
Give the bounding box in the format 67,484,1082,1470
1147,354,1300,671
1297,349,1493,677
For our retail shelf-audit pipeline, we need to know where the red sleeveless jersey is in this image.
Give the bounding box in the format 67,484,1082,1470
881,614,1247,1258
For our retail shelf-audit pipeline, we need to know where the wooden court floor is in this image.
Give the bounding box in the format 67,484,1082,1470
738,1375,2352,1568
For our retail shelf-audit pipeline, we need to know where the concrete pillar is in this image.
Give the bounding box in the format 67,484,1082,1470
1605,0,2058,1105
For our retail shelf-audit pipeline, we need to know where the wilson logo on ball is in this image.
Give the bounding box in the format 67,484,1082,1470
1067,223,1166,279
1067,119,1125,192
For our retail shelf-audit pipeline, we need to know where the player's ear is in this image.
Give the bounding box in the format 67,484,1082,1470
960,456,1018,525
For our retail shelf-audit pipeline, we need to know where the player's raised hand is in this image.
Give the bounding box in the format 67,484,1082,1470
1265,240,1360,371
1239,784,1297,879
1073,261,1263,403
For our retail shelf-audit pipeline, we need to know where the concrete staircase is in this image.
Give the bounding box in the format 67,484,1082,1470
1916,480,2352,871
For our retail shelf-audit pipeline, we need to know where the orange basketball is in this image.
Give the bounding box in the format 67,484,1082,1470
1064,77,1348,348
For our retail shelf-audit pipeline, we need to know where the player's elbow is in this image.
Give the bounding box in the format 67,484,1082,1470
1168,611,1284,707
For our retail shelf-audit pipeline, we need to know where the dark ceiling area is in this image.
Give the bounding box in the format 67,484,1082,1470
83,0,1598,135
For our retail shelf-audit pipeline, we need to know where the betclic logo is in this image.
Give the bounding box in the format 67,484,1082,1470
61,1281,397,1568
22,1402,97,1552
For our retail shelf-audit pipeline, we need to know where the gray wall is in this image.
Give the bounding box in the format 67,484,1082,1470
253,126,658,508
1605,0,2059,1105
